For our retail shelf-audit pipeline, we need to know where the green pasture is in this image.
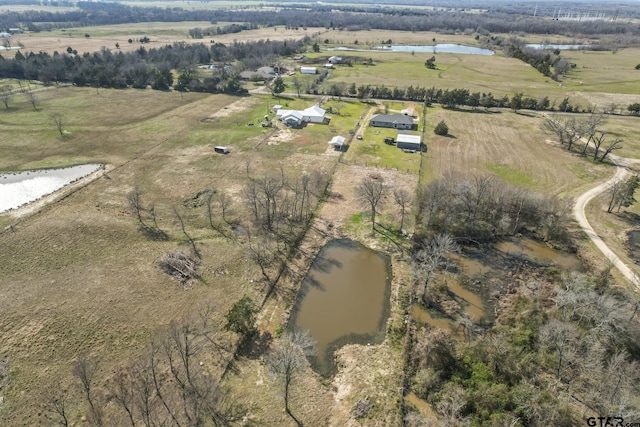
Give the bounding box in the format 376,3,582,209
53,21,229,38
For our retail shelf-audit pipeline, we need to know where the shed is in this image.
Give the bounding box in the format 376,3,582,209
396,133,422,151
328,56,343,64
214,146,230,154
329,135,346,150
300,66,317,75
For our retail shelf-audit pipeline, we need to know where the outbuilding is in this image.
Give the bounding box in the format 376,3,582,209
328,135,346,150
396,133,422,152
300,66,317,75
214,146,230,154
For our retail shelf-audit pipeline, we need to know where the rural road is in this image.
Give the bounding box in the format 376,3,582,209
573,154,640,288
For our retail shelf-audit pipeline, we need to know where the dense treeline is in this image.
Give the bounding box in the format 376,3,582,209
2,2,639,38
415,173,571,244
0,38,308,92
406,173,640,424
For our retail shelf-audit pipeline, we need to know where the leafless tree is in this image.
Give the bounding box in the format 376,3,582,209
393,188,412,231
598,138,622,163
579,113,606,156
265,330,315,427
541,115,583,151
44,393,71,427
18,82,38,110
73,355,104,427
51,112,66,137
109,370,137,427
606,180,625,213
539,319,579,383
356,174,389,232
412,234,458,303
435,384,468,427
0,84,12,109
173,207,199,259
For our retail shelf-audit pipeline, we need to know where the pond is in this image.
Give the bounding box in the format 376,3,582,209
525,44,589,50
0,164,102,213
627,230,640,264
289,239,391,376
327,44,494,56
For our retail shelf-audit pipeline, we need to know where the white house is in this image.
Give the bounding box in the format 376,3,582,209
302,106,327,124
300,66,317,74
328,56,343,64
276,105,329,127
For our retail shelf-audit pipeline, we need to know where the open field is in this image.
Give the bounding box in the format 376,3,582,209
9,24,327,55
0,87,348,424
2,17,640,424
421,107,612,197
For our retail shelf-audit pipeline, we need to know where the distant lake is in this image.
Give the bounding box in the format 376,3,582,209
525,44,589,50
327,44,494,56
0,164,102,213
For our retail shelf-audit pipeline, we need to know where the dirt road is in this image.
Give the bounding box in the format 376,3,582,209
573,154,640,288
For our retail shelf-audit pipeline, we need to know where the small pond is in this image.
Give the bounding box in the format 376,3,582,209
525,44,589,50
327,44,494,56
289,239,391,376
0,164,102,213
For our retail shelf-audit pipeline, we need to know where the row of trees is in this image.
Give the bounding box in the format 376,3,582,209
0,38,308,91
542,113,623,162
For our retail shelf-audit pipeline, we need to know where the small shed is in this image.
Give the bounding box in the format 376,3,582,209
396,133,422,151
328,135,346,150
300,66,317,74
214,146,230,154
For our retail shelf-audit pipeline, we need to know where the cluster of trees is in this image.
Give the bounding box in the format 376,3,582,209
45,312,242,426
188,23,258,39
405,271,640,426
416,173,571,243
506,44,572,79
0,38,308,92
607,175,640,214
542,113,623,162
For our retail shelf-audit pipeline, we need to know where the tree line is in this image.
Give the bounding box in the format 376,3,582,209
2,2,640,39
0,38,308,92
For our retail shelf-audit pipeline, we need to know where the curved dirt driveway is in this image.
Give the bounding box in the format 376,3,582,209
573,155,640,288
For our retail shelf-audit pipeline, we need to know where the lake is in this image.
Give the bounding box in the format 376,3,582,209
327,44,494,56
525,44,589,50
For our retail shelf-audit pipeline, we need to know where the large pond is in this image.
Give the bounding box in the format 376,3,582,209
0,164,102,213
289,239,391,376
525,44,589,50
327,44,494,56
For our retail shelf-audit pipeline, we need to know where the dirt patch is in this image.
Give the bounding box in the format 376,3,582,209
266,128,295,145
206,96,259,119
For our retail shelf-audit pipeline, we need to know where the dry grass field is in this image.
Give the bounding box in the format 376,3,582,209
10,24,327,56
2,18,640,425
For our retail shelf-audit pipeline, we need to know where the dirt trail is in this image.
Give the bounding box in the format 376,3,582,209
573,152,640,289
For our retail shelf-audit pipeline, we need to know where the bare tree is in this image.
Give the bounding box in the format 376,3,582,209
580,113,606,156
599,138,622,162
73,356,104,427
51,112,67,137
44,394,71,427
173,207,199,259
541,115,583,151
606,180,625,213
19,82,38,110
356,175,389,232
265,330,315,427
393,188,412,231
0,84,12,109
539,319,579,383
412,234,458,303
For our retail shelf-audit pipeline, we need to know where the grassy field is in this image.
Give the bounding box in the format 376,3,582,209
2,20,640,425
10,24,327,56
420,106,612,197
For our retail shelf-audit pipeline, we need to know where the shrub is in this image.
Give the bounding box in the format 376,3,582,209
434,120,449,136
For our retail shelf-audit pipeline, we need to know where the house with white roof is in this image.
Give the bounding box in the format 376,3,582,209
276,105,329,127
